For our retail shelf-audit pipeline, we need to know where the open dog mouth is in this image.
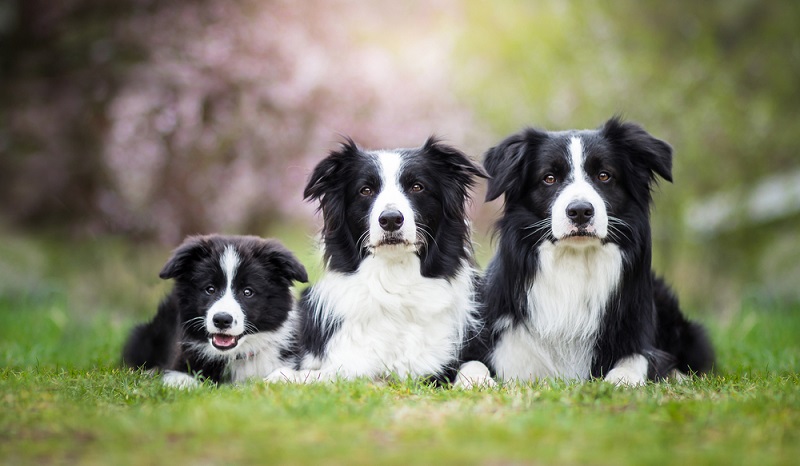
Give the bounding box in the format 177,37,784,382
211,333,240,350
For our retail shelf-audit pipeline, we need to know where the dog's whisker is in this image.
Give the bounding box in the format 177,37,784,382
244,322,259,335
417,223,440,252
521,219,551,230
356,230,372,258
183,316,207,333
522,222,552,242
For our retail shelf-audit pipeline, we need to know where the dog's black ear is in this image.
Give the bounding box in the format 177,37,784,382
304,137,360,202
601,116,673,183
423,137,488,188
273,247,309,284
250,237,308,283
159,235,212,280
256,239,309,284
483,128,548,202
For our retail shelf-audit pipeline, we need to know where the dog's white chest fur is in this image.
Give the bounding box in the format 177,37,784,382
492,241,623,380
227,328,294,383
304,253,476,378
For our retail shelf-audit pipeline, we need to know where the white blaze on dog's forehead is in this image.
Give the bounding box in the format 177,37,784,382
220,245,240,288
206,244,246,339
568,136,586,182
550,135,610,240
375,150,403,189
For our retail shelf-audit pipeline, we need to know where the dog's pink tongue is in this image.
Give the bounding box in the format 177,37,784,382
213,334,236,348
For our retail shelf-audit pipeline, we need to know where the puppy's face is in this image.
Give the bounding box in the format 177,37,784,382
484,117,673,248
160,236,307,355
305,138,486,274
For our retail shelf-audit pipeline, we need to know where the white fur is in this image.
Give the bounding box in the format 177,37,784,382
162,370,200,389
369,151,418,247
227,311,298,383
205,246,245,337
453,361,496,389
265,367,328,383
604,354,648,386
668,369,688,382
300,255,478,380
491,241,623,381
551,137,609,239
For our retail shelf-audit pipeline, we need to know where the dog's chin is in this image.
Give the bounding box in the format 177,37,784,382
210,333,241,351
557,230,603,247
371,235,416,251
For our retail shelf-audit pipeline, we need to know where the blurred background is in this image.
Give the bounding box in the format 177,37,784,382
1,0,798,323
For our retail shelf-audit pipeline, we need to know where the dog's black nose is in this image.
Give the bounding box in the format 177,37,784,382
378,209,404,232
212,313,233,329
567,201,594,226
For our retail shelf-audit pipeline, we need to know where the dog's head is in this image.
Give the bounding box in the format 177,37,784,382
484,117,672,248
159,235,307,356
304,137,486,277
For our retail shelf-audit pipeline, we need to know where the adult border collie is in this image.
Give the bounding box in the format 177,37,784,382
266,137,487,384
123,235,308,388
478,117,713,385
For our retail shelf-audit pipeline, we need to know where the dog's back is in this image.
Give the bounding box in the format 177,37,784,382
653,276,715,375
122,294,180,370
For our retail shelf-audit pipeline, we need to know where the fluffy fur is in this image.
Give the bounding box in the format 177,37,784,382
267,137,487,384
473,117,714,385
122,235,308,388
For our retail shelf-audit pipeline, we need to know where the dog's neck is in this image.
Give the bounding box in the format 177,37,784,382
527,241,624,341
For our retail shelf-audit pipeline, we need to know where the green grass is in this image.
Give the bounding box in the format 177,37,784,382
1,233,799,465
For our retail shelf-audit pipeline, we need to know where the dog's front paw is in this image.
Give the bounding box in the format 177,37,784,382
162,370,200,389
667,369,688,382
604,354,648,387
264,367,302,383
265,367,325,384
454,361,497,389
604,368,646,387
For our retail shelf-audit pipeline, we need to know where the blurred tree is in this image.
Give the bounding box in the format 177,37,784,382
3,0,797,307
0,0,475,242
0,0,139,233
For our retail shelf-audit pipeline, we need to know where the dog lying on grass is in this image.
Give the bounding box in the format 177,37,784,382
123,234,307,388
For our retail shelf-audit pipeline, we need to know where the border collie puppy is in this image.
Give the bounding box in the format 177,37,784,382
266,137,487,384
123,235,308,388
477,117,714,386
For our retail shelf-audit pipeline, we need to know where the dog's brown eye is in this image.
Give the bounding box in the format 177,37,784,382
410,183,424,193
242,288,253,298
359,186,373,196
543,174,557,185
598,172,611,182
205,286,216,295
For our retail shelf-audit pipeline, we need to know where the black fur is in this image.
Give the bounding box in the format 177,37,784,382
474,117,714,380
122,234,307,384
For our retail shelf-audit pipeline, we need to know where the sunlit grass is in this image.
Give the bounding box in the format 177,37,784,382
1,233,798,465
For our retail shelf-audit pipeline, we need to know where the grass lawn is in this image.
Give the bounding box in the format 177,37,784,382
1,233,798,465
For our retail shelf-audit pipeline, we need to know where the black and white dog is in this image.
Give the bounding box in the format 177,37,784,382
267,137,488,384
123,235,308,388
476,117,713,386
